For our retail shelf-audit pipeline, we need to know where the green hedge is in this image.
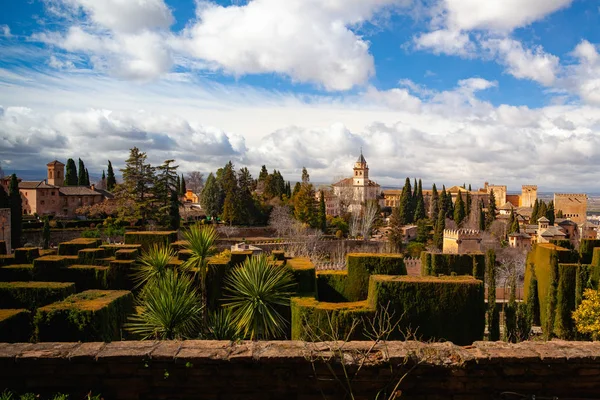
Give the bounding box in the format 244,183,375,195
286,258,316,295
205,259,234,310
14,248,40,264
34,289,134,342
0,265,34,282
579,239,600,264
550,239,574,250
177,249,192,261
0,281,76,310
272,250,285,261
108,260,136,289
345,253,406,301
290,297,374,341
421,252,485,281
115,248,139,260
316,271,350,302
0,309,32,343
124,231,178,250
101,244,141,257
58,238,101,256
367,275,485,345
32,256,67,280
60,265,110,291
0,255,16,267
230,251,253,267
77,248,106,265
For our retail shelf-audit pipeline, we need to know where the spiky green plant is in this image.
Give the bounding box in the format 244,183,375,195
182,224,219,323
223,255,295,340
0,390,13,400
126,269,202,339
205,308,241,340
134,244,176,288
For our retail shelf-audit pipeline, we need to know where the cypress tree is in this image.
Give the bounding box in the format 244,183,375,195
285,181,292,199
453,193,466,225
414,179,426,221
468,184,472,191
486,249,500,341
101,170,106,183
65,159,77,186
546,200,555,225
486,190,497,229
505,274,517,342
538,201,548,223
439,186,447,220
176,175,181,196
78,158,86,186
398,178,413,225
465,191,472,218
527,263,540,326
544,251,559,339
85,168,90,186
412,178,418,213
168,190,180,230
201,173,221,220
8,174,22,249
478,201,485,231
530,199,539,223
180,174,187,196
0,185,9,209
292,182,301,197
106,161,116,191
444,188,454,219
258,165,269,183
42,217,51,250
430,184,439,222
318,190,326,232
433,209,445,250
508,210,520,234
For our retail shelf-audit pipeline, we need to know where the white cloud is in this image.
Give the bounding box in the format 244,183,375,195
1,25,10,37
564,40,600,105
413,29,475,56
443,0,574,32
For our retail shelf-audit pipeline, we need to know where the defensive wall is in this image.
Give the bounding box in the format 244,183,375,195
1,340,599,400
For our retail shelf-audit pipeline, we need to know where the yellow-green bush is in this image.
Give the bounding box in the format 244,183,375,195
0,281,76,310
573,288,600,340
345,253,406,301
34,289,133,342
286,257,316,295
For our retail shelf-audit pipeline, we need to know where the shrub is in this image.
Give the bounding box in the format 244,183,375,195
58,238,101,256
286,257,316,294
0,309,32,342
124,231,178,250
32,256,67,280
14,248,40,264
0,281,76,310
573,288,600,340
579,239,600,264
34,290,134,342
421,252,485,281
345,253,406,301
316,271,350,302
61,265,110,291
77,248,106,265
0,265,34,282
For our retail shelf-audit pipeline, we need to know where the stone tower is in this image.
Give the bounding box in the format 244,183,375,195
353,150,368,187
47,160,65,187
521,185,537,208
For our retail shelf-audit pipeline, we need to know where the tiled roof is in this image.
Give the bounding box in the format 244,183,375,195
540,226,566,237
46,160,65,167
59,186,102,196
18,180,58,190
92,188,115,199
499,201,515,210
509,232,531,239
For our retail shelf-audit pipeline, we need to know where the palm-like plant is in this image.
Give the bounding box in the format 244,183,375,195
205,308,241,340
223,255,295,340
133,244,176,288
126,269,202,339
182,224,219,323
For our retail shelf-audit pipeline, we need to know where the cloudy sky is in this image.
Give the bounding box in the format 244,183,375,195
1,0,600,191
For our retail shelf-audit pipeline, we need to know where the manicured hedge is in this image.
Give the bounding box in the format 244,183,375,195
0,281,76,310
115,248,139,260
205,259,234,310
77,248,106,265
34,289,134,342
124,231,178,250
367,275,485,345
345,253,406,301
0,309,32,343
0,265,34,282
272,250,285,261
177,249,192,261
421,252,485,281
58,238,101,256
0,255,16,267
14,248,40,264
316,271,350,302
286,257,316,295
579,239,600,264
101,244,141,257
290,297,374,341
550,239,574,250
32,256,66,280
108,260,136,289
60,265,110,290
230,251,253,267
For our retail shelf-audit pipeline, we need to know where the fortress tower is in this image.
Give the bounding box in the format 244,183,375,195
443,229,483,254
554,193,587,225
521,185,537,208
47,160,65,187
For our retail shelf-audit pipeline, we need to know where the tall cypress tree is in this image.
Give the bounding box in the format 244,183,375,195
77,158,86,186
465,191,472,218
487,249,500,341
478,200,486,231
168,190,180,230
201,173,221,220
42,217,51,250
530,199,539,223
454,193,466,225
0,185,9,209
546,200,555,225
176,175,181,196
85,168,90,186
444,188,454,219
180,174,187,196
65,159,77,186
486,190,497,229
318,190,326,232
538,201,548,223
433,209,445,250
439,186,447,219
527,263,540,326
106,161,116,191
398,177,413,225
430,184,439,222
8,174,22,249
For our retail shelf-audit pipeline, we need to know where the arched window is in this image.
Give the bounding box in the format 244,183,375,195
49,170,53,178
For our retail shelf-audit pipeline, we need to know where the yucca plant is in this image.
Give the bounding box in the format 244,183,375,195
126,269,202,339
133,244,176,289
182,224,219,323
223,255,295,340
205,308,241,340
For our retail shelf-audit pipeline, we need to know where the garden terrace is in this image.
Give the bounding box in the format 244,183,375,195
0,281,76,310
58,238,102,256
14,248,40,264
124,231,178,250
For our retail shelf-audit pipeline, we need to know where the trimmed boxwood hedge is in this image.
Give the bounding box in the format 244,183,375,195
205,259,234,310
345,253,406,301
58,238,101,256
286,257,316,295
420,252,485,281
34,289,134,342
32,256,67,280
101,244,141,257
77,248,106,265
0,281,76,310
367,275,485,345
553,263,578,339
272,250,285,261
115,248,139,260
108,260,136,289
230,251,253,267
290,297,374,341
0,265,34,282
0,309,32,343
316,271,350,302
60,265,110,291
124,231,178,250
0,255,16,267
14,248,40,264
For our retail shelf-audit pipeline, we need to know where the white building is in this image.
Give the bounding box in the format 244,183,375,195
330,152,381,215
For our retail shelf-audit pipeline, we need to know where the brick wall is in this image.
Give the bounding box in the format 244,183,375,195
1,340,599,400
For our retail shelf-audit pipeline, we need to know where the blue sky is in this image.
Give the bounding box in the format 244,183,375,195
1,0,600,191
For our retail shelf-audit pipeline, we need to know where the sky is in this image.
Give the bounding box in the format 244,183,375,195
1,0,600,192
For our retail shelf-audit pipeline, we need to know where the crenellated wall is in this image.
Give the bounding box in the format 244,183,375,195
1,340,599,400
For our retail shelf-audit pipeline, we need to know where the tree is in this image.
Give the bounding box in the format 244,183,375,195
106,160,117,191
85,168,90,186
438,186,448,220
294,182,316,227
201,173,221,220
360,199,379,240
258,165,269,183
388,206,404,252
182,224,219,325
432,209,445,250
526,263,540,326
8,174,22,249
486,190,497,229
186,171,204,194
546,200,555,225
508,210,520,234
154,159,179,226
573,288,600,340
538,201,548,223
413,179,425,222
220,162,242,225
301,167,310,184
42,217,50,249
453,193,466,226
318,190,326,233
416,219,429,243
556,209,564,219
237,167,257,225
115,147,156,224
78,158,86,186
168,190,180,230
465,191,472,217
444,187,454,219
478,201,486,231
180,174,187,197
486,249,500,341
505,274,517,342
397,177,413,225
65,159,77,186
223,255,295,339
430,184,439,221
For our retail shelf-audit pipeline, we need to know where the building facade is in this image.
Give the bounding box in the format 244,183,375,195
329,152,381,215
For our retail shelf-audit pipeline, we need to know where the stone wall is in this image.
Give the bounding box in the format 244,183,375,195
1,340,599,400
554,193,587,225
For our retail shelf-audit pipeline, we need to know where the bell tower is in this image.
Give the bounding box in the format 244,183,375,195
47,160,65,186
353,150,368,187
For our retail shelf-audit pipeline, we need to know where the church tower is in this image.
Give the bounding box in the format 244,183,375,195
47,160,65,187
353,150,369,187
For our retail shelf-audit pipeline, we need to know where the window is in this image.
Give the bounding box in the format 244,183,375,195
40,200,45,205
51,191,55,196
49,171,53,178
